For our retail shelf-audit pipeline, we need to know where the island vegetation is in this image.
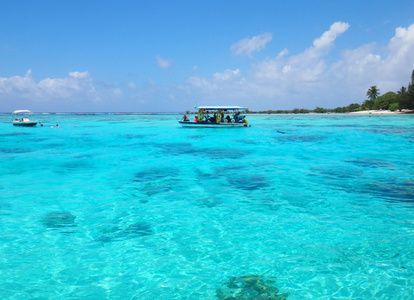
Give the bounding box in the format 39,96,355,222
246,69,414,114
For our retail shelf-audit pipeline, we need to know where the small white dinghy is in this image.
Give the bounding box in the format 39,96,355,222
12,110,39,127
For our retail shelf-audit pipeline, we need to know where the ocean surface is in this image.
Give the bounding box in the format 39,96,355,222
0,113,413,299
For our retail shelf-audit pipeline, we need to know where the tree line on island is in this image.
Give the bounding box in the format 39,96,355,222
249,69,414,114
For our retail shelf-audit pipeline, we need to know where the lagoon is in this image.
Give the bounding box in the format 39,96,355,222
0,113,413,299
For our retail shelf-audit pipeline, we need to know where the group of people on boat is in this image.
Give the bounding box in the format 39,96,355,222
14,117,29,122
181,110,246,124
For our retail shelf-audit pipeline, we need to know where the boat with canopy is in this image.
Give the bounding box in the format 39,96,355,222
12,110,39,127
178,106,250,127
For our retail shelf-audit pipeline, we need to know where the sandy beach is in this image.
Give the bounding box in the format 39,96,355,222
349,110,413,115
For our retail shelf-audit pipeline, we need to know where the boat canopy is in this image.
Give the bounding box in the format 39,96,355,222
195,106,247,111
13,110,33,114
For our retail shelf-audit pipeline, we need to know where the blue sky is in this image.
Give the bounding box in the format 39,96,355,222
1,0,414,112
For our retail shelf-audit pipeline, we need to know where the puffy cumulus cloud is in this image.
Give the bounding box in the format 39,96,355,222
239,23,349,87
156,55,173,69
331,23,414,94
238,23,349,86
266,21,349,84
390,24,414,53
37,71,98,100
0,70,37,98
383,24,414,77
0,70,100,111
330,44,380,87
185,22,414,110
0,70,97,100
231,32,273,57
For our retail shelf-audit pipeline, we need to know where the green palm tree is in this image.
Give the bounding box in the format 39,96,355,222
397,86,407,94
366,86,380,101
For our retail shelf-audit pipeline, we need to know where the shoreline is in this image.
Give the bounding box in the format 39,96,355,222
348,110,413,115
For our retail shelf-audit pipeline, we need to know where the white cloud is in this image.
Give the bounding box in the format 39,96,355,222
331,23,414,94
331,44,380,81
68,71,89,79
277,48,289,58
127,82,137,90
2,22,414,112
0,70,100,111
282,65,291,73
112,88,123,97
213,69,241,81
186,22,414,110
244,22,350,86
186,69,248,104
231,32,273,57
156,55,173,69
37,71,97,99
188,69,242,91
384,23,414,75
313,22,350,50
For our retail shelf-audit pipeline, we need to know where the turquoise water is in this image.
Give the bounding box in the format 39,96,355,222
0,113,413,299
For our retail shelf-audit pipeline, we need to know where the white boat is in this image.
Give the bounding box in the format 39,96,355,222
178,106,250,127
12,110,39,127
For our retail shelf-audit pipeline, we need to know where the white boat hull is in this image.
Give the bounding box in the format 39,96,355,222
13,121,38,127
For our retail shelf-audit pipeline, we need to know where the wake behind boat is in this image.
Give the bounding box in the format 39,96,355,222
178,106,250,127
12,110,39,127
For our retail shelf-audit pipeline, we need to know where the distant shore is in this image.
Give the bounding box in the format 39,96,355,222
349,110,413,115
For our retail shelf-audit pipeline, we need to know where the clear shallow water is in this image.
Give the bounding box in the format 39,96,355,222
0,113,413,299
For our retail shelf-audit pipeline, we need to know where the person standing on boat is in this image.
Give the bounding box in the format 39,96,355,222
234,112,240,122
181,114,189,121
